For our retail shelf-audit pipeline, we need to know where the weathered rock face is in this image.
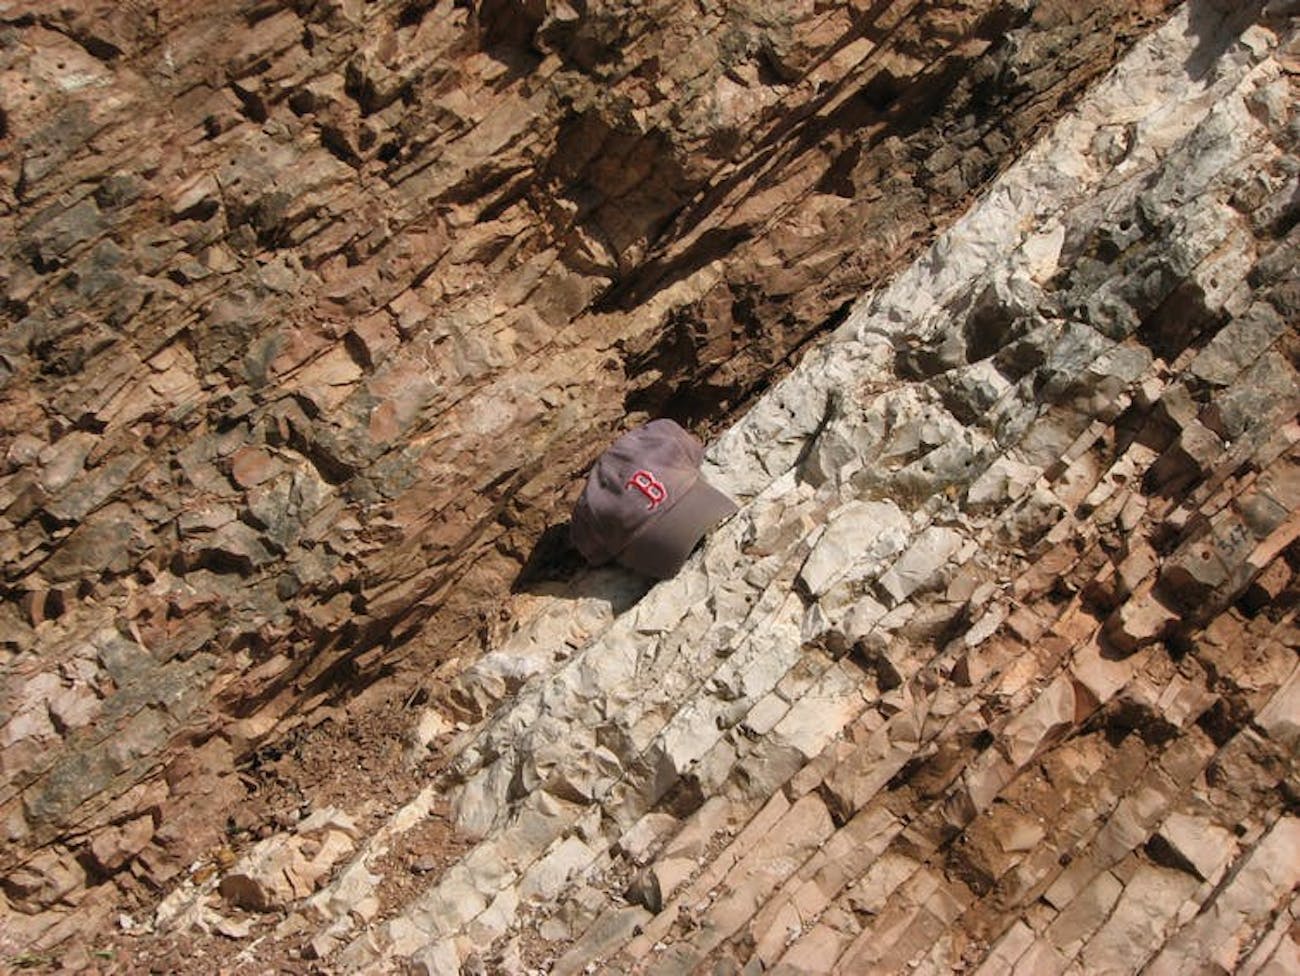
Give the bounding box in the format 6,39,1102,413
252,3,1295,972
1,0,1296,967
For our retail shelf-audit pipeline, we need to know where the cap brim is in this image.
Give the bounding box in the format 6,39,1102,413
617,477,738,579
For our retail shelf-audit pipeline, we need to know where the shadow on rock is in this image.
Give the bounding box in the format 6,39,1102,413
1183,0,1267,81
511,520,650,614
511,521,585,593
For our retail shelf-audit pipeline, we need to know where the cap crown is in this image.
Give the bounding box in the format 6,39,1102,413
570,419,704,565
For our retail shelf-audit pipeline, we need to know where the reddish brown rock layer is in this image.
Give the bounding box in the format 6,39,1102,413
1,0,1186,953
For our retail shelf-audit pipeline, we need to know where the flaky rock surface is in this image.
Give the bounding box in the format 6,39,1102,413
1,0,1298,972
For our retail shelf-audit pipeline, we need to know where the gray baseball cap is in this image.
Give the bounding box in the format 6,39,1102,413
570,419,737,579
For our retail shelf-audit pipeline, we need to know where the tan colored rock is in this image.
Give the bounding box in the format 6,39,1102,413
1077,864,1200,974
218,809,359,912
88,814,155,873
878,527,968,606
1154,811,1236,882
1103,585,1179,655
1045,869,1123,958
229,447,282,489
1254,662,1300,750
1,849,86,913
1001,676,1077,768
1145,817,1300,976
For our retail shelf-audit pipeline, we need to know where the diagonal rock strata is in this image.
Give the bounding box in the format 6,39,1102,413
264,3,1300,972
1,0,1193,946
2,0,1299,969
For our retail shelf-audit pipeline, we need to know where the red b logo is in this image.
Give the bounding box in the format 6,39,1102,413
626,469,668,510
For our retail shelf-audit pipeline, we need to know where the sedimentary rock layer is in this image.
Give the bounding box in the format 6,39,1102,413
260,3,1296,972
0,0,1190,947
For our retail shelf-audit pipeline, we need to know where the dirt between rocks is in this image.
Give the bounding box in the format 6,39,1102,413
29,686,467,974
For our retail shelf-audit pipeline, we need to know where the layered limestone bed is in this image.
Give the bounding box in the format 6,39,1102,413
2,0,1298,971
0,0,1196,956
141,3,1297,973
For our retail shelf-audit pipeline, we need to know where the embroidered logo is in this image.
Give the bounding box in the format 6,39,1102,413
626,469,668,510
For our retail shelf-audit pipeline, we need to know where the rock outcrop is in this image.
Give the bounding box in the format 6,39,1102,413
2,0,1297,971
296,3,1297,972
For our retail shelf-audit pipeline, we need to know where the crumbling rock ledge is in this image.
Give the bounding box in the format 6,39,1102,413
274,3,1295,973
0,0,1194,951
2,0,1298,969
